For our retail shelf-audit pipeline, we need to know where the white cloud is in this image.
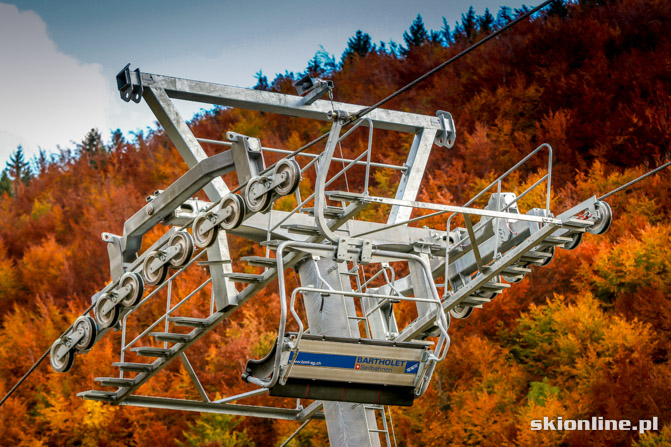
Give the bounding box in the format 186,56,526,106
0,3,116,162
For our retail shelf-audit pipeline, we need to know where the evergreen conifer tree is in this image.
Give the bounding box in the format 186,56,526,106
341,30,374,63
401,15,429,54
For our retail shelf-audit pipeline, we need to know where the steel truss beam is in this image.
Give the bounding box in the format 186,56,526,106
127,70,443,134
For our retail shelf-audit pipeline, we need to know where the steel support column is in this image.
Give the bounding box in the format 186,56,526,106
297,257,380,447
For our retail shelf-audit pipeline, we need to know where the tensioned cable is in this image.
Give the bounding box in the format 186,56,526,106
599,160,671,200
231,0,554,194
0,1,555,407
0,301,95,407
351,0,554,120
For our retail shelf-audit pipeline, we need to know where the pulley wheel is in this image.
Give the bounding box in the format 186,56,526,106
450,305,474,319
245,176,272,213
119,272,144,307
142,251,168,286
50,339,75,373
193,214,219,248
73,316,97,351
273,159,301,196
219,194,246,230
587,201,613,235
94,293,121,329
564,231,583,250
168,231,195,268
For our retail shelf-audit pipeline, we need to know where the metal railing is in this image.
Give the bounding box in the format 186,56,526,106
443,143,553,293
242,240,451,395
118,248,211,377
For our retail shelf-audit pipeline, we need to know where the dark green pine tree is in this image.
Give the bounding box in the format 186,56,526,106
341,30,374,63
497,6,513,26
78,128,105,155
253,70,269,91
5,145,31,195
0,169,11,196
460,6,478,41
110,129,126,151
401,15,429,54
441,17,454,46
478,8,495,34
306,55,323,75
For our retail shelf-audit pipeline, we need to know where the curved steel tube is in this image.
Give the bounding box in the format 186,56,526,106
251,240,451,391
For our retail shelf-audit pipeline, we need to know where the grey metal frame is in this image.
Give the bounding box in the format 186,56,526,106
67,66,612,447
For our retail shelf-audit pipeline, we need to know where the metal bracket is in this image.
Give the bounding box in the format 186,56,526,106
360,240,373,264
434,110,456,148
336,238,349,263
227,132,265,184
294,74,334,106
116,63,143,103
102,232,126,281
412,240,435,255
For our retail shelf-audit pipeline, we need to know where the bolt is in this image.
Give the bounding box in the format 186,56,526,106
146,203,154,215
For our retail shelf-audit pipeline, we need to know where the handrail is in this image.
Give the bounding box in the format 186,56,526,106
314,117,374,242
196,138,403,172
443,143,553,293
267,117,374,236
119,248,209,373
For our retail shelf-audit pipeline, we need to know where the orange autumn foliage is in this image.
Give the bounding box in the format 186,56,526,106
2,0,671,445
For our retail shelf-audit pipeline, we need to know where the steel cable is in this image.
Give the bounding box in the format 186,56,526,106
0,302,96,407
599,160,671,200
0,1,555,407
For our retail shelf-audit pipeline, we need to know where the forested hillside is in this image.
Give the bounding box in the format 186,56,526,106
1,0,671,445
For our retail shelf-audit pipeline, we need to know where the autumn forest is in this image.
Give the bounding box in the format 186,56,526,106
1,0,671,445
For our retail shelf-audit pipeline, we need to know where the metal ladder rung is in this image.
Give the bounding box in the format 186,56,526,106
281,224,321,235
324,191,368,202
461,296,493,305
502,266,531,275
542,235,574,246
130,347,173,358
112,362,155,373
241,256,277,267
478,282,510,292
259,239,282,249
77,390,117,400
562,218,593,231
149,332,192,343
519,251,552,263
95,377,137,387
222,272,265,283
168,316,210,328
368,429,388,433
303,206,346,218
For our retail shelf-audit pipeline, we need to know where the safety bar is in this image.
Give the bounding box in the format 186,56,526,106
243,240,451,390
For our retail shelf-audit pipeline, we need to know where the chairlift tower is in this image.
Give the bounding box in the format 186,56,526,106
48,65,613,447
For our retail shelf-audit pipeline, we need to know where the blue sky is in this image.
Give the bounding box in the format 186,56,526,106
0,0,527,162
